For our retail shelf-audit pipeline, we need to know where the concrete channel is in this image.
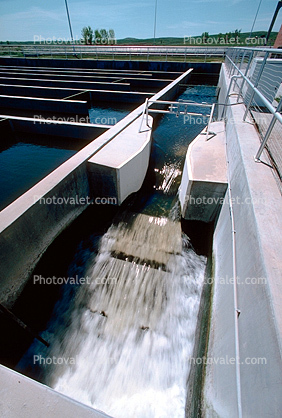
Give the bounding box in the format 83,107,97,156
0,61,194,308
0,57,281,418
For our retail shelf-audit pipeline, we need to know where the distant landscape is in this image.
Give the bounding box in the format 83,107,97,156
0,31,278,46
117,31,278,46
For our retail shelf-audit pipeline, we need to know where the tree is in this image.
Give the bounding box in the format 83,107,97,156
81,26,93,45
94,29,102,42
202,32,209,43
225,32,232,42
109,29,115,41
234,28,242,42
100,29,109,41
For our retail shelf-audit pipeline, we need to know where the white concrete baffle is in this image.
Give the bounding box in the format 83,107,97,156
88,115,153,205
179,121,228,223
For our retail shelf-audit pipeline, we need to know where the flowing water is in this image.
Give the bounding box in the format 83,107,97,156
16,85,216,418
89,103,133,125
48,215,206,418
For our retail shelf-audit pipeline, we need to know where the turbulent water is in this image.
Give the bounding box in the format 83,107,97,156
32,212,206,418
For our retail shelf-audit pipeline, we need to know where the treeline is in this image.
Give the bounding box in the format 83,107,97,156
81,27,116,45
201,29,242,43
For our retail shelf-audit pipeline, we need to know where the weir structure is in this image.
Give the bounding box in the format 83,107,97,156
0,48,281,417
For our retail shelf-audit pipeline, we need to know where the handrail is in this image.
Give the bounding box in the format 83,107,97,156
226,45,282,53
139,97,215,136
225,55,282,125
0,44,226,62
225,52,282,163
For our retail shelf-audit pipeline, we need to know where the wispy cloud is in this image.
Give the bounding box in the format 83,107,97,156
167,21,202,30
1,6,65,23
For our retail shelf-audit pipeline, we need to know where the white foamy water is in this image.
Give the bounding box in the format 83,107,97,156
154,163,182,194
45,215,206,418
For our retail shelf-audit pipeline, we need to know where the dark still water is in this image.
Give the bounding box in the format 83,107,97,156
0,141,76,211
0,106,133,211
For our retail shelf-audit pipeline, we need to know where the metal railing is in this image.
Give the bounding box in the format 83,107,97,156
224,47,282,183
0,44,226,62
139,98,215,138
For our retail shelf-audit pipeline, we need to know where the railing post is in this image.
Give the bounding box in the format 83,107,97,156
222,75,242,119
228,49,235,76
146,98,149,126
206,103,215,138
243,51,269,121
237,50,254,102
231,49,239,76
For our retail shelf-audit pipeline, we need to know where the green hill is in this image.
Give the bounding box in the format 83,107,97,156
117,31,278,46
0,31,278,46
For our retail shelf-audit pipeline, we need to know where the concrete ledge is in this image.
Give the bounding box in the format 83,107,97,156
0,84,154,103
179,121,228,223
0,57,221,76
0,114,109,139
0,76,131,91
0,95,89,115
0,365,112,418
88,115,153,205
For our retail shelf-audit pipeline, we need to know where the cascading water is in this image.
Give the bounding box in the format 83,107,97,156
16,85,216,418
44,213,206,418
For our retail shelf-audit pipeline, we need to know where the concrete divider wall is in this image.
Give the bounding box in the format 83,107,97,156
5,116,108,139
0,85,152,103
0,57,221,77
203,64,282,417
0,95,89,115
0,162,90,307
0,76,131,91
0,365,112,418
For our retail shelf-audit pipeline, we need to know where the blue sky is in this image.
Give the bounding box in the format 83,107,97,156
0,0,281,41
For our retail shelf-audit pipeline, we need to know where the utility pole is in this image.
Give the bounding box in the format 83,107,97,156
64,0,76,54
154,0,158,45
248,0,263,40
265,1,282,45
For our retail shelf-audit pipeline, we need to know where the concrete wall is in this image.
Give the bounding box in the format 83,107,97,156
203,64,282,417
0,84,153,103
88,115,153,205
0,76,130,91
0,95,89,115
0,365,112,418
5,115,109,139
179,121,228,223
0,57,221,75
